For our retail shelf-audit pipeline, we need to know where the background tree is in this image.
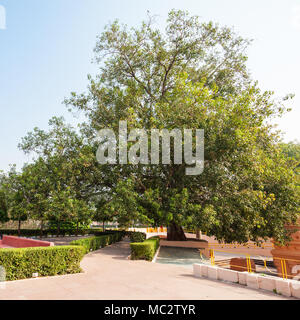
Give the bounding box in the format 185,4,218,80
2,167,30,235
281,141,300,186
92,197,114,231
0,174,9,225
18,117,99,234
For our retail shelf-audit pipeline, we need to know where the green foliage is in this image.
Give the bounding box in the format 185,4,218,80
0,228,102,237
0,246,85,281
15,117,99,229
128,231,147,243
47,220,90,232
1,167,29,229
63,9,299,243
0,209,9,224
130,236,160,261
93,198,114,229
281,141,300,162
281,141,300,186
70,231,124,253
101,179,152,228
0,177,9,224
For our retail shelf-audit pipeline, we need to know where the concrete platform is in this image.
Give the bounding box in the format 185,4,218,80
160,238,210,258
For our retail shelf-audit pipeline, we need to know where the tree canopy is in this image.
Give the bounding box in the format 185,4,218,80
62,10,299,242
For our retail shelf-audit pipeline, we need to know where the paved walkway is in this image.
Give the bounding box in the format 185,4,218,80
0,240,292,300
37,235,94,246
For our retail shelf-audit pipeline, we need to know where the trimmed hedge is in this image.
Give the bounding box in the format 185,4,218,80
93,230,124,237
130,236,160,261
0,228,104,238
70,231,125,253
0,230,125,281
0,246,85,281
127,231,147,243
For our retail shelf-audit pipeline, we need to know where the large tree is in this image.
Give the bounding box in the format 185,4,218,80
63,10,299,243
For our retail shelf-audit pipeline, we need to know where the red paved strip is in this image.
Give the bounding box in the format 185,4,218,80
1,236,54,248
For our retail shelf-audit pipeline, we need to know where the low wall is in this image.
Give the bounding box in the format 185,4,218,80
160,238,210,258
230,258,256,272
193,263,300,299
1,236,54,248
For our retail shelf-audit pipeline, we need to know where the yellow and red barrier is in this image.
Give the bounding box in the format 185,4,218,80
207,247,300,280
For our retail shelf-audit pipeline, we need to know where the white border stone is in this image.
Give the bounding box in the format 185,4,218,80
258,275,276,292
290,279,300,299
192,264,300,299
193,264,202,278
201,264,208,278
238,272,247,285
218,268,238,283
247,273,259,289
207,265,218,280
275,279,292,297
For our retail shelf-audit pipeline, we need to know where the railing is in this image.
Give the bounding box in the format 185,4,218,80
146,227,167,233
208,248,300,280
208,242,274,249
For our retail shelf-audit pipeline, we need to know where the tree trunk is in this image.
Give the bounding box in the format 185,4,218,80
18,219,21,237
196,229,201,239
40,221,44,238
167,222,187,241
103,221,105,232
76,221,79,236
57,221,60,237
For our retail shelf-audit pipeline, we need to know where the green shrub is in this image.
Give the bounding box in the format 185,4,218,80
128,231,147,243
0,230,125,282
0,228,105,238
70,231,124,253
130,236,160,261
92,230,125,237
0,246,85,281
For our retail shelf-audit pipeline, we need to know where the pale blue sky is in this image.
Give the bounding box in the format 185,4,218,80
0,0,299,171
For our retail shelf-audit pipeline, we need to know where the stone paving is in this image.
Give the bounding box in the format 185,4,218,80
0,239,293,300
36,235,93,246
